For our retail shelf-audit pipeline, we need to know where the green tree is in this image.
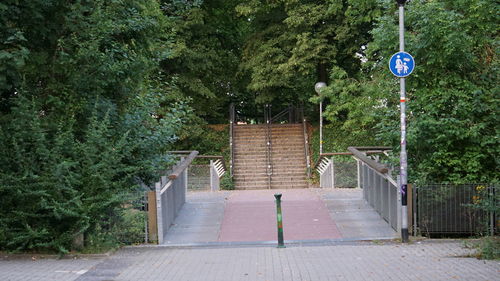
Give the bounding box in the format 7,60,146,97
238,0,380,104
321,0,499,183
0,0,188,252
161,0,249,123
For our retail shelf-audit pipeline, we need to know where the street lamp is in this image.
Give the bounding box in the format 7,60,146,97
315,82,327,154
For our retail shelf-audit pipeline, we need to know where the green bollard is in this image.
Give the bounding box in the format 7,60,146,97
274,193,285,248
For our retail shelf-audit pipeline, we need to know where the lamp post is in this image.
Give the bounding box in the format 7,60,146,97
315,82,327,154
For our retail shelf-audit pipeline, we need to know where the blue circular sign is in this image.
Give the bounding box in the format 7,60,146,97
389,52,415,77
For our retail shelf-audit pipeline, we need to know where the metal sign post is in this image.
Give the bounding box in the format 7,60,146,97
390,0,412,243
399,1,409,243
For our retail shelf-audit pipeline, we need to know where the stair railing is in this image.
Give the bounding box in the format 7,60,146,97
270,104,303,124
270,107,289,124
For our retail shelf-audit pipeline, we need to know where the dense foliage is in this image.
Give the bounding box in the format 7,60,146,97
160,0,249,123
319,0,498,184
0,0,186,252
237,0,380,104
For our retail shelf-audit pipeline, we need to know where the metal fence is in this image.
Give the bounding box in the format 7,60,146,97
359,162,399,231
316,155,382,189
105,188,149,245
209,159,225,191
154,151,198,244
188,165,210,191
315,147,399,232
415,184,498,236
148,152,228,244
334,158,358,188
317,157,334,188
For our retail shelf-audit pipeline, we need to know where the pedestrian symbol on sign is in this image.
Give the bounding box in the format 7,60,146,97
389,52,415,77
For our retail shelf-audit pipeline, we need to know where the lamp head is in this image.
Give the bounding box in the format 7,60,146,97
396,0,407,5
314,82,327,94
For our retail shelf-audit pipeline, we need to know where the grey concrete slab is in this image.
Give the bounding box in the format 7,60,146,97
163,188,396,245
162,191,230,244
0,257,104,281
86,241,500,281
315,188,398,239
3,241,499,281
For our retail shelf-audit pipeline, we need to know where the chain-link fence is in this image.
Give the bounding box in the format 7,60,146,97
415,184,498,236
333,157,358,188
317,156,358,188
188,164,211,191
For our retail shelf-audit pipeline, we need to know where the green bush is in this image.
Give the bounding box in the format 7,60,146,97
0,95,181,253
0,0,188,254
220,173,235,190
112,209,147,245
477,237,500,260
81,204,147,253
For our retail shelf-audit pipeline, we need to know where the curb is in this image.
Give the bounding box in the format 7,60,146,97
125,237,400,249
0,248,117,261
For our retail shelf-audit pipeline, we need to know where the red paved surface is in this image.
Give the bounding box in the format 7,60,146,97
218,189,342,242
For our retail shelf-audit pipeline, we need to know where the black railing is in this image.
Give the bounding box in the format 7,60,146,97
270,105,303,124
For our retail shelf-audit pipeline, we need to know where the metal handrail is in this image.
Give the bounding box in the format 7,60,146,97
155,152,197,244
168,151,199,180
347,147,390,174
270,108,289,123
167,151,227,176
347,146,397,186
313,150,390,172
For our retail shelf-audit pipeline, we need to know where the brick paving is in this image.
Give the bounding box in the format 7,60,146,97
166,188,389,245
2,240,499,281
219,189,341,242
2,190,496,280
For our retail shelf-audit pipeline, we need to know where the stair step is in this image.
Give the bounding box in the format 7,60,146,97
234,139,304,143
234,183,309,188
232,123,309,190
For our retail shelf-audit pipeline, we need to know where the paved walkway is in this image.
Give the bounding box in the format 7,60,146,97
163,191,230,244
163,188,395,245
317,189,397,239
219,189,341,242
1,240,499,281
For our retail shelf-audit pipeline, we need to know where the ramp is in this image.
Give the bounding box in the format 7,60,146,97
161,188,396,245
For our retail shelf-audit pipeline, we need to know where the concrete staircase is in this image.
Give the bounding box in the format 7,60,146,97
233,124,308,189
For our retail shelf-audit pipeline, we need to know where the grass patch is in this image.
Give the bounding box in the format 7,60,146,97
476,236,500,260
